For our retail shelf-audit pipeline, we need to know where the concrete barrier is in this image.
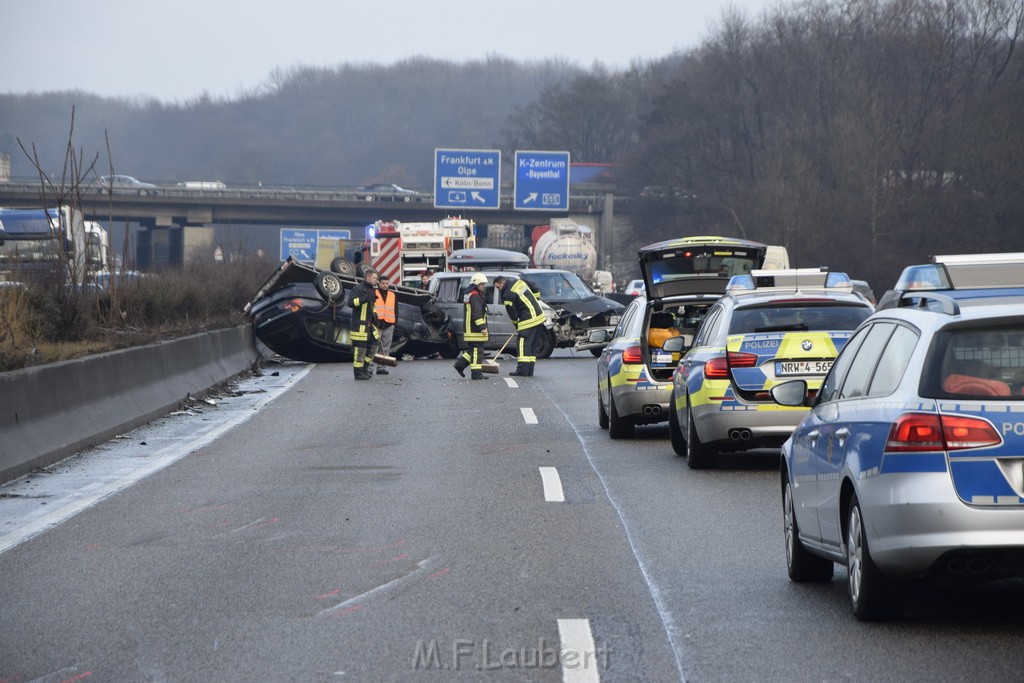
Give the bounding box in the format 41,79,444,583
0,325,264,484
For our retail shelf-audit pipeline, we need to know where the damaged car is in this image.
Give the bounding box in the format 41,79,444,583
244,257,459,362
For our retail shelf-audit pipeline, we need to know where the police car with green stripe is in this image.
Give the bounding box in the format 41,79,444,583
665,268,873,467
770,252,1024,620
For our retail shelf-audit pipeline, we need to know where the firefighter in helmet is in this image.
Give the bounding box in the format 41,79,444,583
347,267,379,380
453,272,490,380
493,274,546,377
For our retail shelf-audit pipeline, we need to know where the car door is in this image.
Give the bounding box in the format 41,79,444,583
788,323,871,545
486,283,517,350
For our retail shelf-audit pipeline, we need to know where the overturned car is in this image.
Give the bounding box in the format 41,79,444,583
244,258,459,362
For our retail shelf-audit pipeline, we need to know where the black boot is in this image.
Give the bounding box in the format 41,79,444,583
470,370,490,380
527,362,535,376
453,356,469,377
354,367,369,380
376,367,389,375
509,362,530,376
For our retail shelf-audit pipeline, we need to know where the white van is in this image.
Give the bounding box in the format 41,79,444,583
177,180,227,190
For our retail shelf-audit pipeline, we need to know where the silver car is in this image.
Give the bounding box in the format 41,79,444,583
772,253,1024,620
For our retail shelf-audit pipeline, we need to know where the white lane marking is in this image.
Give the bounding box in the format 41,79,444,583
521,407,538,424
505,378,519,388
557,618,600,683
536,383,688,681
539,467,565,502
0,364,312,556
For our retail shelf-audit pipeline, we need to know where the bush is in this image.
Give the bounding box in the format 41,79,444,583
0,258,276,373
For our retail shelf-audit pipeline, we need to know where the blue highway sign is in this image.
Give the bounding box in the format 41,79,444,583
514,150,570,211
280,228,352,262
434,149,501,209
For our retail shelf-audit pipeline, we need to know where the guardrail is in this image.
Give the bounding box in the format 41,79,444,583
0,325,265,484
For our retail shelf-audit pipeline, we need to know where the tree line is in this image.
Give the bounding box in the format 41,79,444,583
2,0,1022,290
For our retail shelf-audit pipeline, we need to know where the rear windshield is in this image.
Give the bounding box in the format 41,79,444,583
927,325,1024,399
728,304,871,334
648,247,762,283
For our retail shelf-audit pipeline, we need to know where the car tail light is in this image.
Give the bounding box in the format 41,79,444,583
622,345,643,364
282,298,305,313
727,351,759,367
705,351,758,379
885,413,1002,452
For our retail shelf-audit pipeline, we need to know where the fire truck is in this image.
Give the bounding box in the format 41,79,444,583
367,217,476,288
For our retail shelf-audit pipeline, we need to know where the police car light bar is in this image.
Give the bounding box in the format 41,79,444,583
932,252,1024,265
726,268,853,294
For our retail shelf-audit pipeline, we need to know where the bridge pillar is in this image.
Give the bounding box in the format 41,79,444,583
135,224,215,269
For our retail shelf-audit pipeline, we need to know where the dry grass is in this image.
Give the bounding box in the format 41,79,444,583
0,258,277,373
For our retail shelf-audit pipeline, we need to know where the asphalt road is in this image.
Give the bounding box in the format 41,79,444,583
1,351,1022,682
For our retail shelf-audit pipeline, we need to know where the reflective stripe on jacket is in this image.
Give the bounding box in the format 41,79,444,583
502,278,546,330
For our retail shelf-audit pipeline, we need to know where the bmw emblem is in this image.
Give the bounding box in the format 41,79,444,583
801,340,813,351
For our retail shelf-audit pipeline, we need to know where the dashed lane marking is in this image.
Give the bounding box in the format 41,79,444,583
557,618,600,682
539,467,565,502
521,407,538,424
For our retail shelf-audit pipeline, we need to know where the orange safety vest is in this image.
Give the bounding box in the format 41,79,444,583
375,288,396,324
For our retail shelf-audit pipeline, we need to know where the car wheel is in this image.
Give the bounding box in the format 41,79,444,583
668,390,687,457
589,347,602,358
608,393,634,439
330,257,356,276
598,390,609,429
535,330,555,360
847,494,902,621
685,397,716,469
784,480,834,582
314,272,346,302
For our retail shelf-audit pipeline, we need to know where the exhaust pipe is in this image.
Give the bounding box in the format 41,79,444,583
946,556,992,575
642,405,663,416
728,428,752,441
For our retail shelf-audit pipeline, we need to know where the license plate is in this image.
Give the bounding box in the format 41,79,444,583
653,351,673,365
776,360,833,375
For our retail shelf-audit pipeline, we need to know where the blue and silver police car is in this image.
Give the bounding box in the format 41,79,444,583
771,252,1024,620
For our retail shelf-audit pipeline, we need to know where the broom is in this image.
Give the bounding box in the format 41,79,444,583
480,333,516,374
372,353,398,367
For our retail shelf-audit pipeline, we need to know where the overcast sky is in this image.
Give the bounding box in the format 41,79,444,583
4,0,773,103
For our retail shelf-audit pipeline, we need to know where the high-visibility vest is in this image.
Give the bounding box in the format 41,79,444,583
375,288,396,324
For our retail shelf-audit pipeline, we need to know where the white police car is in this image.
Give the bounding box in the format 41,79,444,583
771,252,1024,620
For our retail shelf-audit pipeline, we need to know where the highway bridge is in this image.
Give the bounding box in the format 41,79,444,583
0,181,628,269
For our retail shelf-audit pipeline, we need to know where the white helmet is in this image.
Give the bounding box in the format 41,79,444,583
470,273,488,286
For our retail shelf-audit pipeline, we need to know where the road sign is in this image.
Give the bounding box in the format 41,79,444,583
434,148,501,209
514,150,571,211
280,228,352,262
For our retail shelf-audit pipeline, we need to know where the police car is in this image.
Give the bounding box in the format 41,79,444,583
771,253,1024,620
595,236,786,438
665,268,873,467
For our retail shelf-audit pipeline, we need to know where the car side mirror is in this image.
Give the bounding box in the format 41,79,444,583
587,328,610,344
770,380,809,407
662,336,686,353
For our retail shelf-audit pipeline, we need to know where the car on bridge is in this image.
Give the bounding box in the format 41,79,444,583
97,175,157,194
355,183,420,201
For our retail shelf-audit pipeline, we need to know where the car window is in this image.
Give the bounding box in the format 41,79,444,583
839,323,896,399
927,324,1024,399
693,305,723,347
614,302,640,338
817,324,871,404
728,304,871,334
435,277,461,303
866,324,919,396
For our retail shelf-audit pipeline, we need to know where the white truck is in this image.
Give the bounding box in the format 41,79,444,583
0,206,111,285
367,217,476,288
529,218,597,280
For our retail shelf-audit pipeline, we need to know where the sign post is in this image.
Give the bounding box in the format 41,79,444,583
514,150,570,211
434,148,501,210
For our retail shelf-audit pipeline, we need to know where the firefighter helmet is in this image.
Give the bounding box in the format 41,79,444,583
470,273,488,286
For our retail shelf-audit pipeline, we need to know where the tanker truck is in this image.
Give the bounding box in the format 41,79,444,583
529,218,597,280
